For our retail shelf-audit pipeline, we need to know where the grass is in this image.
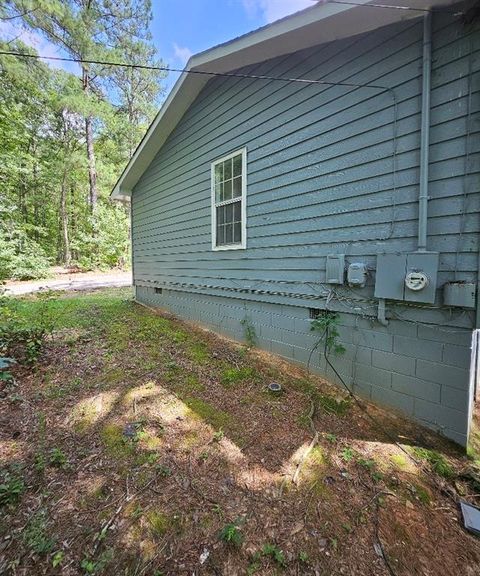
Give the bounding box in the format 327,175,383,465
1,288,475,576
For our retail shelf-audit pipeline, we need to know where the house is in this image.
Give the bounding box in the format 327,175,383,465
112,0,480,447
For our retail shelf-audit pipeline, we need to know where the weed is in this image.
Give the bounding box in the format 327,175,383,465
221,366,255,387
240,317,257,348
80,549,114,575
23,510,55,555
411,483,431,505
148,511,170,538
155,464,172,477
326,433,337,443
390,454,408,469
412,447,454,479
52,550,64,567
340,447,355,462
219,522,244,547
358,458,375,470
262,543,286,567
318,394,350,416
299,551,309,564
0,466,24,507
49,448,68,469
310,311,346,355
212,429,224,442
131,504,144,520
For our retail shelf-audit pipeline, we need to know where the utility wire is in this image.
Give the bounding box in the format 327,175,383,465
0,49,393,92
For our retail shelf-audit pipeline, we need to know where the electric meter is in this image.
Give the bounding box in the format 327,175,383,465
405,271,429,291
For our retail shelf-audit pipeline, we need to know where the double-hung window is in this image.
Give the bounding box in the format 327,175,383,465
211,148,246,250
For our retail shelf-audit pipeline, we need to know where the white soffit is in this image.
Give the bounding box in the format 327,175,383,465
111,0,459,200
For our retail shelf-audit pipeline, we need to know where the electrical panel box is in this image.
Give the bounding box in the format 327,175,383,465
374,252,439,304
347,263,368,288
326,254,345,285
443,282,476,309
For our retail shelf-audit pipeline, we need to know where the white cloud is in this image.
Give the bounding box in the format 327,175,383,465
173,42,193,66
242,0,316,23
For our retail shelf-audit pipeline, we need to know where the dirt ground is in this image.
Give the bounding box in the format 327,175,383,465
4,268,131,296
0,288,479,576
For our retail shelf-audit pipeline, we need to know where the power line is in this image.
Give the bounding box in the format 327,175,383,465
0,49,394,92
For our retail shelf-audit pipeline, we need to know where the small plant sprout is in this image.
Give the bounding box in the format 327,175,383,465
212,429,224,442
298,551,309,564
219,521,244,547
340,447,355,462
240,316,257,348
52,550,64,568
262,543,286,567
49,448,68,469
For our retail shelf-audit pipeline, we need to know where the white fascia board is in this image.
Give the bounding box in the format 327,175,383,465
111,0,458,200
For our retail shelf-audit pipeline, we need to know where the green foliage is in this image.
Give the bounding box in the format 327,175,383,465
0,292,57,366
318,394,351,416
340,447,355,462
310,311,346,355
52,550,64,568
412,447,455,479
221,366,255,387
219,522,244,547
298,551,309,564
240,316,257,347
0,466,25,507
261,543,286,566
0,227,51,281
0,0,165,277
80,549,114,575
23,510,55,555
48,448,68,469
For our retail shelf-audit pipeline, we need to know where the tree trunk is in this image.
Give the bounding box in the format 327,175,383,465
83,67,98,210
60,170,71,265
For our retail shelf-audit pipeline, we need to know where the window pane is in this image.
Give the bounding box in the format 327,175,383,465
216,222,224,246
233,154,242,177
215,163,223,183
223,179,232,201
217,205,225,225
225,223,233,244
232,176,242,198
234,222,242,243
233,201,241,222
225,203,233,223
224,158,232,180
215,181,222,202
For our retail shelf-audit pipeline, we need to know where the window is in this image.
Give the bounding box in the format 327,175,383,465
211,148,246,250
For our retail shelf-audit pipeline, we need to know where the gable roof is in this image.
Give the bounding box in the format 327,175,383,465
111,0,460,200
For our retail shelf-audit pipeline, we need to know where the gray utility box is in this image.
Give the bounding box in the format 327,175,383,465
443,282,476,308
374,252,439,304
326,254,345,284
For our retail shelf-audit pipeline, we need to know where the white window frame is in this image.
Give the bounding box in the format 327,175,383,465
211,147,247,251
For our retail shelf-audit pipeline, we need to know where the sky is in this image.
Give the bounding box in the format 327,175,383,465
0,0,316,94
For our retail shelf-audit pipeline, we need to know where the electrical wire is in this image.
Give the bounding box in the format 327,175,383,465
0,49,393,92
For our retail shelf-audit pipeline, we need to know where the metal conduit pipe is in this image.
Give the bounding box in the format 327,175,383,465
418,11,432,252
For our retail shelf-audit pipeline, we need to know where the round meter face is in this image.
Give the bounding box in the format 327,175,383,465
405,271,429,291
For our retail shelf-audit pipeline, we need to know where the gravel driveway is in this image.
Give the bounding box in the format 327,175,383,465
4,271,132,296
